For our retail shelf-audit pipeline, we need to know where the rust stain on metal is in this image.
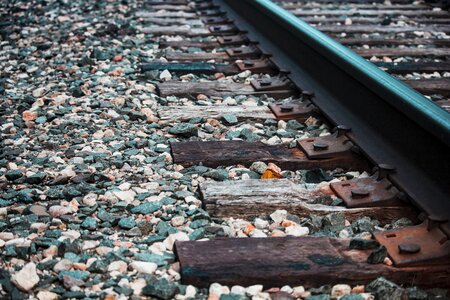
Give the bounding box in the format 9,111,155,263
374,221,450,267
268,101,316,121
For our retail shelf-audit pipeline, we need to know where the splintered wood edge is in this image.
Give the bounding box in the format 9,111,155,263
156,106,274,123
199,180,418,224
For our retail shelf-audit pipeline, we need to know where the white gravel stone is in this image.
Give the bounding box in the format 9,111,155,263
285,225,309,237
277,120,287,130
250,229,267,238
113,190,136,202
252,292,271,300
280,285,293,293
292,286,305,297
185,195,199,204
254,218,269,229
108,260,128,272
231,285,246,295
118,182,131,191
61,230,80,240
72,157,84,164
83,240,100,250
339,229,351,239
237,70,251,79
171,216,185,227
209,282,230,296
37,291,59,300
246,285,263,296
223,97,237,106
242,98,258,106
48,205,72,217
269,209,288,224
12,262,39,292
160,69,172,81
250,161,267,174
53,259,73,272
130,278,147,296
130,261,158,274
185,285,197,298
163,232,190,251
82,193,98,207
331,284,351,297
32,87,47,98
0,232,14,241
266,135,282,145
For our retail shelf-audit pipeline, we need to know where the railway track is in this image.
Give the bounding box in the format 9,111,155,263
138,0,450,290
0,0,449,298
274,0,450,111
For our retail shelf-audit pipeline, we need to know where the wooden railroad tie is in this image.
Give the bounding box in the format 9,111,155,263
199,179,415,223
141,58,278,76
157,101,317,123
156,77,298,99
170,128,369,171
175,231,450,288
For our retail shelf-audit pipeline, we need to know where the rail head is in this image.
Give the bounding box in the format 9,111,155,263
249,0,450,144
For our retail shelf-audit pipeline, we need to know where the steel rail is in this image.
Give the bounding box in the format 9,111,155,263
215,0,450,220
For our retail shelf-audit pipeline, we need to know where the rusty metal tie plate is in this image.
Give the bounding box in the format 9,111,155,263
251,77,293,91
217,35,249,46
225,46,261,58
374,221,450,267
330,176,404,208
297,134,354,159
268,101,316,121
209,25,238,34
235,59,277,74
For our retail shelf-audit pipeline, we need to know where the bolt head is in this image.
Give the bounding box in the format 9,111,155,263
351,188,370,198
313,143,328,151
260,79,272,86
280,105,294,112
398,243,421,254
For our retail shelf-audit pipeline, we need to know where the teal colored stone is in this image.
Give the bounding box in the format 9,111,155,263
97,208,115,223
131,201,161,214
5,169,23,181
142,278,179,300
190,219,209,229
220,293,248,300
341,295,364,300
305,295,330,300
205,169,229,181
35,116,47,124
168,123,198,137
58,270,90,281
133,252,170,267
189,228,205,240
221,114,238,126
118,217,136,229
81,217,97,230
